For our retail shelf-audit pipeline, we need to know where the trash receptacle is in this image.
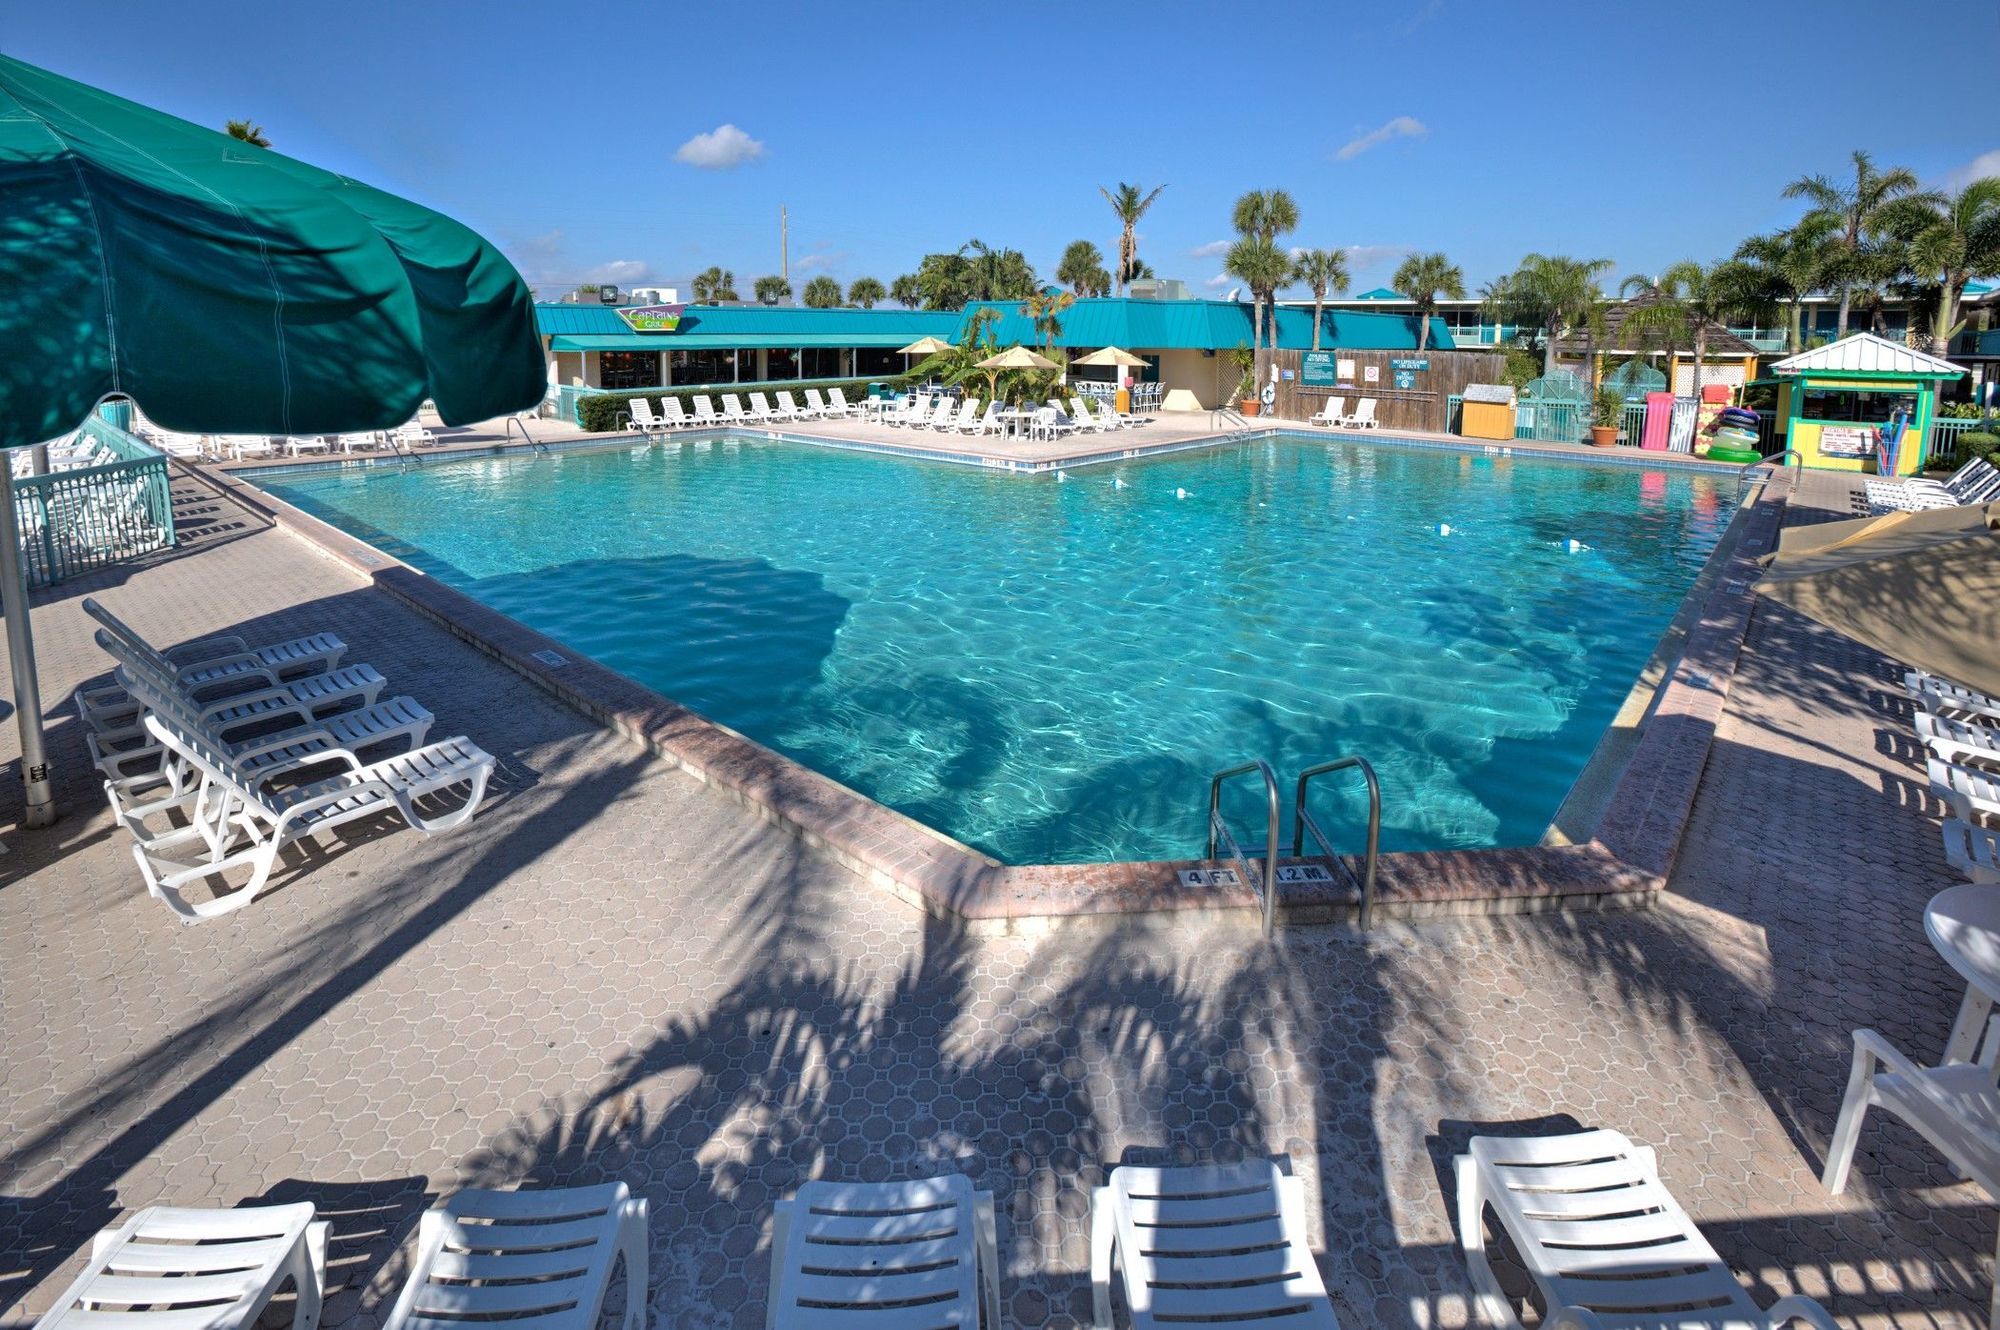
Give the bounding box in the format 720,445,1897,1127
1460,383,1516,441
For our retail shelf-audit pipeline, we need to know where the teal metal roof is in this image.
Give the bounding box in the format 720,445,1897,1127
954,297,1451,352
535,302,958,350
1351,287,1407,301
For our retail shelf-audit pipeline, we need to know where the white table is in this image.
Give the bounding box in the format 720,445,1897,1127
1926,882,2000,1063
995,409,1035,439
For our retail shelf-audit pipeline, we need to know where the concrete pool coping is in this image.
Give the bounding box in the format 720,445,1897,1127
210,430,1791,932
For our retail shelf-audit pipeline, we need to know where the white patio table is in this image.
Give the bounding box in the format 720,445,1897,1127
1927,882,2000,1063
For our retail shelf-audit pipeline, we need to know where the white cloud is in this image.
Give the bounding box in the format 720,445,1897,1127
1340,243,1414,270
795,250,849,273
583,259,652,285
674,123,764,170
1189,239,1232,258
1203,273,1235,290
1945,148,2000,190
1334,116,1428,162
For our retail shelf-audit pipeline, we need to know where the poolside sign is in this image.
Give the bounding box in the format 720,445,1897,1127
1300,351,1337,386
1390,358,1428,390
617,303,687,333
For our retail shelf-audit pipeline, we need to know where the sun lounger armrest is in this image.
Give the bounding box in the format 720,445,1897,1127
238,742,369,783
1763,1293,1840,1329
174,651,279,685
161,634,251,663
1850,1027,1925,1083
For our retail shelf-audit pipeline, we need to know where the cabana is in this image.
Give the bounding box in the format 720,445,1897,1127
1768,333,1966,475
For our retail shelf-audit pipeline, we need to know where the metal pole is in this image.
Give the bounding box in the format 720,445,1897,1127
0,461,56,827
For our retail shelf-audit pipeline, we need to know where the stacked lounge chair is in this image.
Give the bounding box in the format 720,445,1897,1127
1867,457,1999,514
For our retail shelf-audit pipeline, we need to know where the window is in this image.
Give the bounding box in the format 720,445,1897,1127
855,347,904,377
668,348,737,385
801,347,843,379
598,351,660,390
765,348,799,380
1799,387,1916,425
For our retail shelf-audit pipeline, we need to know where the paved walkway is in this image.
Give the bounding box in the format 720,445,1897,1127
0,466,1986,1327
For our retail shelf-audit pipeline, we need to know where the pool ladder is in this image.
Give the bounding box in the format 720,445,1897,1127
1205,755,1381,936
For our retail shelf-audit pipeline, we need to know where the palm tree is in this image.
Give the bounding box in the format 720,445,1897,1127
1734,215,1838,352
1784,150,1919,338
1875,177,2000,352
1288,249,1350,351
888,274,922,308
1056,240,1112,298
1494,254,1612,374
1225,237,1290,391
754,275,791,305
1229,190,1300,382
1021,288,1075,352
846,276,886,309
691,267,738,304
1391,252,1464,353
962,240,1038,302
801,275,843,308
223,119,270,147
1621,259,1762,403
1099,182,1166,295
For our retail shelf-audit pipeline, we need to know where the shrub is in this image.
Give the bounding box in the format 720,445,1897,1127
1592,386,1623,429
1958,431,2000,463
1940,401,1984,419
573,375,915,434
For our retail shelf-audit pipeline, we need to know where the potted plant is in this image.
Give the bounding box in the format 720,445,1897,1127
1231,344,1260,416
1589,386,1622,447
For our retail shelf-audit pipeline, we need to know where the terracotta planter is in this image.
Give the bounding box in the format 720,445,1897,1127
1589,425,1618,447
1239,397,1261,417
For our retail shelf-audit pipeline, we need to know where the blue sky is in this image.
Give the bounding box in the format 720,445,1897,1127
12,0,1999,301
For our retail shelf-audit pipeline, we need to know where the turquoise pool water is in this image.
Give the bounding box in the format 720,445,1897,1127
259,436,1731,864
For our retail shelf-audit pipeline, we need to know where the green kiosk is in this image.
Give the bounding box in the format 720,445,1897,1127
1768,333,1964,475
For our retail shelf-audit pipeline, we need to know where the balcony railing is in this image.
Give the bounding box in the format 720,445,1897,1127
10,414,177,587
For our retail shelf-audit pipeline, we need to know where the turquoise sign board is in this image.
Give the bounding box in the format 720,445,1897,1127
1301,351,1336,386
1390,357,1429,371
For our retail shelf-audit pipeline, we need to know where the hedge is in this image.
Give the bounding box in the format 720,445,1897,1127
575,376,916,434
1958,431,2000,463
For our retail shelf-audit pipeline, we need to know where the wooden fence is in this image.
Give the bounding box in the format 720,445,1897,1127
1266,348,1504,433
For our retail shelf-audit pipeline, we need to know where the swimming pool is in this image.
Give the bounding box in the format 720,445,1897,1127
257,435,1732,864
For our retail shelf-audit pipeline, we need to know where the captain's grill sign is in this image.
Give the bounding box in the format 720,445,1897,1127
617,303,687,333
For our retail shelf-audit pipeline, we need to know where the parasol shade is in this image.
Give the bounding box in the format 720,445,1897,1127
898,336,952,356
1072,346,1148,368
1757,503,2000,698
976,346,1059,370
0,53,545,449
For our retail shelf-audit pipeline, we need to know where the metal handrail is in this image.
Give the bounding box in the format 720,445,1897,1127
504,416,547,455
1210,405,1249,433
1291,756,1382,930
1736,448,1803,501
1206,759,1281,937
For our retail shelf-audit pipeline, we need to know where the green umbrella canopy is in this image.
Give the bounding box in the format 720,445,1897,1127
0,54,545,449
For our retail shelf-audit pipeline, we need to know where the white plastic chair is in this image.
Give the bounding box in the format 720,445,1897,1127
777,390,815,419
826,387,860,417
768,1175,998,1330
335,432,380,453
35,1203,328,1330
1825,1022,2000,1328
627,398,666,436
936,397,976,433
393,422,437,449
1459,1129,1836,1330
1091,1159,1336,1330
658,397,690,429
285,436,330,456
1946,819,2000,884
1341,399,1379,429
385,1184,646,1330
1309,397,1347,427
120,708,493,922
82,598,345,702
1094,399,1132,431
1909,670,2000,725
1931,754,2000,822
1918,709,2000,768
749,392,783,421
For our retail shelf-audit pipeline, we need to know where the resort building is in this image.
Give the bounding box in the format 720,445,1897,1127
540,296,1453,412
1547,288,1764,395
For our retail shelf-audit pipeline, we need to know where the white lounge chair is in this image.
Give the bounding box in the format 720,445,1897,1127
1867,458,1999,514
1069,397,1109,433
769,1175,998,1330
1459,1129,1837,1330
1309,397,1347,427
777,390,816,420
691,395,719,426
222,435,278,460
383,1185,646,1330
658,397,691,430
1341,399,1379,429
749,392,784,421
825,387,861,418
1911,670,2000,726
122,708,493,921
1931,754,2000,822
284,436,330,456
151,430,207,459
392,422,437,449
805,388,837,418
1825,1022,2000,1327
1946,819,2000,884
82,598,345,705
721,395,752,424
627,398,667,436
936,397,975,433
976,401,1004,435
1918,709,2000,768
1091,1160,1337,1330
909,396,940,429
34,1202,327,1330
334,432,380,453
1094,399,1133,431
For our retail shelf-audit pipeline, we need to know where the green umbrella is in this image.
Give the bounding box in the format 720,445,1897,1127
0,55,546,827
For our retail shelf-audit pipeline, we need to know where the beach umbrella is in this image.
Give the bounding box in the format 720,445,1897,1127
0,54,545,827
899,336,953,356
975,346,1060,371
1756,502,2000,698
1072,346,1147,369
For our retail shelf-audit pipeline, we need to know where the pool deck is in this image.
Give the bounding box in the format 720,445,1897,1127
7,454,1985,1328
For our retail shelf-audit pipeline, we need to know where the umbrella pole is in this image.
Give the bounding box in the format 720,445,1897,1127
0,470,55,828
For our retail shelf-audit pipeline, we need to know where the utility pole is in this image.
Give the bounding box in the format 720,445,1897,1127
780,205,788,292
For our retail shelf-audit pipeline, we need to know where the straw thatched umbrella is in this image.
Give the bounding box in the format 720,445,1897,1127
1756,502,2000,697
